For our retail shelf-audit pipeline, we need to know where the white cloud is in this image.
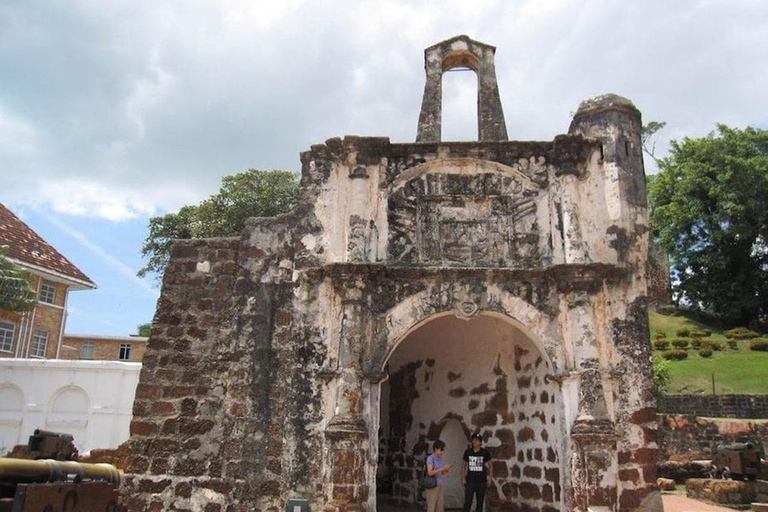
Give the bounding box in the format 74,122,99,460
1,0,767,218
0,104,38,157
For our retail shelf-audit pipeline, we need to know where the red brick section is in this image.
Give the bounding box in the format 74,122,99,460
0,203,95,286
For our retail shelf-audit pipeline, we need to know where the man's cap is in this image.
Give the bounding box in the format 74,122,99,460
471,433,483,440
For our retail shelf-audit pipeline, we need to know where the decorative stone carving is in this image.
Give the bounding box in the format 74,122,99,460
388,171,543,267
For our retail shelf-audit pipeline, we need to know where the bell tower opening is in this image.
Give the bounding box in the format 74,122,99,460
441,68,479,141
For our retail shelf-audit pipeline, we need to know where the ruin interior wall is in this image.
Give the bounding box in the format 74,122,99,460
381,315,561,512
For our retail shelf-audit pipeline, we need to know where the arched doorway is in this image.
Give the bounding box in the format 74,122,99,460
376,313,562,512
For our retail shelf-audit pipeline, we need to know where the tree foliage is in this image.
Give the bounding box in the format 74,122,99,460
137,322,151,337
0,246,37,312
138,169,299,278
648,125,768,326
641,121,667,163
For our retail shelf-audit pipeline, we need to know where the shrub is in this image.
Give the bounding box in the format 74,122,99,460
653,340,669,350
724,327,759,340
676,327,692,337
671,338,689,349
749,339,768,352
655,330,667,340
698,348,713,358
702,329,712,337
663,350,688,361
727,340,738,350
691,338,703,349
702,340,723,351
690,329,708,338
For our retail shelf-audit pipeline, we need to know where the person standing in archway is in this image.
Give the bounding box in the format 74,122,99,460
462,433,493,512
426,440,455,512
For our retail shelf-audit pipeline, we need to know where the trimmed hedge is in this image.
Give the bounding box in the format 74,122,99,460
663,350,689,361
653,340,669,350
727,340,738,350
691,338,703,349
725,327,760,340
655,330,667,340
749,339,768,352
676,328,691,337
671,338,690,349
699,348,713,358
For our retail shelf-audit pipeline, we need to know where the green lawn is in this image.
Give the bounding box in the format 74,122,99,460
648,311,768,394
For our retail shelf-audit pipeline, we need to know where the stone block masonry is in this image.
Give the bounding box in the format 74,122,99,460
661,395,768,419
117,36,661,512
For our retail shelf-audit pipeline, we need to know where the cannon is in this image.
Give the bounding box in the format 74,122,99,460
710,442,763,480
0,430,124,512
26,428,79,461
0,458,123,512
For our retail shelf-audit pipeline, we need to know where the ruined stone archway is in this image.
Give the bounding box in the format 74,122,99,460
374,312,564,512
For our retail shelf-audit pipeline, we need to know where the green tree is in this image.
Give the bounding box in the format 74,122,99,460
648,125,768,326
652,354,671,407
0,246,36,312
138,169,299,278
137,322,151,337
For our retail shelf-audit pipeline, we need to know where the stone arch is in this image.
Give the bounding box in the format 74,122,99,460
375,308,565,511
46,385,90,451
0,383,25,454
379,286,562,373
390,158,541,193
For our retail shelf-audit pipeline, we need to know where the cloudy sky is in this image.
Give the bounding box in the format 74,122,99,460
2,0,767,335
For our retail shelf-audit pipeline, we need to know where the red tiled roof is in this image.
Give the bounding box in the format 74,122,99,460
0,203,96,288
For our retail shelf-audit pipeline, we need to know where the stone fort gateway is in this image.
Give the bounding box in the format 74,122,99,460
120,36,662,512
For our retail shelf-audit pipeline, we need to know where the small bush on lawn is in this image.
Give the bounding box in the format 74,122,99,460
671,338,689,349
702,329,712,337
699,348,713,358
749,339,768,352
725,327,760,340
663,350,688,361
653,340,669,350
701,340,723,351
655,330,667,340
727,340,738,350
690,329,708,338
691,338,703,349
676,327,691,337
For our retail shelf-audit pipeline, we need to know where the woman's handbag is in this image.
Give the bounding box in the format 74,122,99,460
422,473,438,489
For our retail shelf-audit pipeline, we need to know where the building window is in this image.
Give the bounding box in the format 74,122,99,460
118,343,132,361
39,280,56,304
81,341,95,359
0,322,14,353
30,330,48,358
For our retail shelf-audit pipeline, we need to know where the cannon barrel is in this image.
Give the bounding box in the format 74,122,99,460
0,458,121,485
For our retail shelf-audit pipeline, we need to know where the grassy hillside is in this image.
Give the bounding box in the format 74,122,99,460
648,311,768,394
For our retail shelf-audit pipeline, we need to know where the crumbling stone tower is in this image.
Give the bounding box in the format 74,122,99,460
121,36,662,512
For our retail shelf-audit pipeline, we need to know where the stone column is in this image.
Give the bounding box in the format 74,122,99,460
566,292,619,512
326,287,369,512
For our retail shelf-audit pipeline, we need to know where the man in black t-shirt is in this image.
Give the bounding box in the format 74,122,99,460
462,433,493,512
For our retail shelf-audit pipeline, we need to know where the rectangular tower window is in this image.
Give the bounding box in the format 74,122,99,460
39,280,56,304
118,343,132,361
30,330,48,358
0,322,14,353
81,341,95,359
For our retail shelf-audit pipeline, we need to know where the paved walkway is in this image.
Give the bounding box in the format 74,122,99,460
662,494,746,512
378,495,746,512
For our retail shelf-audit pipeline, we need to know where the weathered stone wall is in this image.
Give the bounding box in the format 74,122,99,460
657,414,768,462
118,38,659,512
660,395,768,419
